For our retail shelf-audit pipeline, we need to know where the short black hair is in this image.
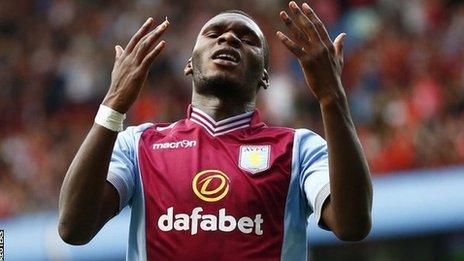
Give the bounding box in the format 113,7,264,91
218,10,269,70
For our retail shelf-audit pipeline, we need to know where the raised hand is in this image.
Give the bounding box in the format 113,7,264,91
103,18,169,113
277,2,346,105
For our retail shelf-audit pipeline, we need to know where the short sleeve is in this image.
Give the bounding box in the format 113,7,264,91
295,129,331,230
107,123,152,211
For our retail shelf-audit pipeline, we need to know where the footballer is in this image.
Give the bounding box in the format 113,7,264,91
58,2,372,260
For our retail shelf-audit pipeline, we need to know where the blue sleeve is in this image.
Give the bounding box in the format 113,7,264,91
106,123,152,211
295,129,331,230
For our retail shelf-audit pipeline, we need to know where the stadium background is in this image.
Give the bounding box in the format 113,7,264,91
1,0,464,260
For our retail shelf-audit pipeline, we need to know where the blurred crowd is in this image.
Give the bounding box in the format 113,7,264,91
1,0,464,218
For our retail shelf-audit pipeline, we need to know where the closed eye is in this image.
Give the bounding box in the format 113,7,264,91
206,32,219,38
241,38,256,45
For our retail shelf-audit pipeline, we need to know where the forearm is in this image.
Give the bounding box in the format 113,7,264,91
320,94,372,240
57,17,168,245
275,0,372,241
58,124,118,244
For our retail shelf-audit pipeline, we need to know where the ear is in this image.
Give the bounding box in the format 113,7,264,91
184,57,193,76
258,69,269,90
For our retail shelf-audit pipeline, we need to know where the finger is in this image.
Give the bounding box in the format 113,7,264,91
280,11,309,47
333,33,346,62
141,40,166,69
125,17,155,54
115,45,124,59
302,3,332,46
276,31,305,57
135,20,169,63
288,1,321,42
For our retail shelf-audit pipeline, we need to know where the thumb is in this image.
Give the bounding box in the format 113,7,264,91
333,33,346,60
115,45,123,59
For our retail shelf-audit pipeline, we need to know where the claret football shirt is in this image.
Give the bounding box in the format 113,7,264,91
107,105,331,261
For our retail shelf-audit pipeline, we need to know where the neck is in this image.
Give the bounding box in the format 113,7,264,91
191,92,255,121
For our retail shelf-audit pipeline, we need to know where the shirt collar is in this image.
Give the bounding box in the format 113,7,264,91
187,105,262,136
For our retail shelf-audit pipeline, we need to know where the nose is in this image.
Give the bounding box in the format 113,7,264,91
218,31,241,48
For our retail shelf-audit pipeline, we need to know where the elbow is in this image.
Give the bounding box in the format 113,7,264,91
58,221,92,245
335,227,370,242
333,217,371,242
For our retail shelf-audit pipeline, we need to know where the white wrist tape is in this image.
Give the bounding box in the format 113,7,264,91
94,104,126,132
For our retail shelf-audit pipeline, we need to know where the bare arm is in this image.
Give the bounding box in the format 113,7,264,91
278,2,372,241
58,17,169,245
58,125,119,245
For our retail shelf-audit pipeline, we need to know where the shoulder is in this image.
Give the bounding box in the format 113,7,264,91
121,119,188,139
123,122,155,134
293,128,326,145
255,125,325,144
122,119,186,134
116,122,154,141
293,128,327,162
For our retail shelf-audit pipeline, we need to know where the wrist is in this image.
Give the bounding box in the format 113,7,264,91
318,91,355,127
102,94,129,114
318,86,347,107
94,104,126,132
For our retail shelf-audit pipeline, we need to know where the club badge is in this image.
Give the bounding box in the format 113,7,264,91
239,145,271,174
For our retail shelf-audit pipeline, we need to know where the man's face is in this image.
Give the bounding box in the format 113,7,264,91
187,13,268,100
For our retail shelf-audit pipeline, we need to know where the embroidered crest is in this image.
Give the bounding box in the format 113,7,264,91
239,145,271,174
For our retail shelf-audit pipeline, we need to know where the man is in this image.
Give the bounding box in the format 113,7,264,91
58,2,372,260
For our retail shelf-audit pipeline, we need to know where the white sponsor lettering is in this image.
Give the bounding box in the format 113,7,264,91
157,207,264,235
153,140,197,150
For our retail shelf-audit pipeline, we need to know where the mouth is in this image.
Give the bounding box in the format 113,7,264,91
211,48,241,66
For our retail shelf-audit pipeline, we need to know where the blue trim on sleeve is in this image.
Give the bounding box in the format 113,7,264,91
298,130,330,230
107,123,153,211
281,129,331,261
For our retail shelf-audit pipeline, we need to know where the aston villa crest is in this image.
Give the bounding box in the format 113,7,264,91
239,145,271,174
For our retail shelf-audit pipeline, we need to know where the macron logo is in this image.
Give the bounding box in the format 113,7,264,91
153,140,197,150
